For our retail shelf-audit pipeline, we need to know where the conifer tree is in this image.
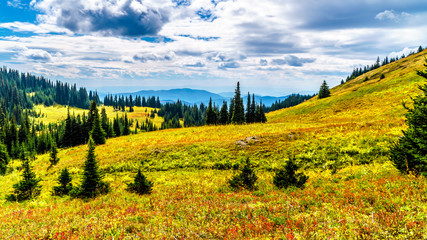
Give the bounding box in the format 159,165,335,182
77,137,109,198
87,100,97,131
127,169,153,195
113,114,121,137
49,142,59,165
90,105,106,145
228,158,258,190
259,100,267,123
206,98,216,125
231,82,245,124
318,80,331,99
273,157,308,189
6,156,41,201
53,168,73,196
122,113,130,136
250,94,256,122
100,108,111,138
390,59,427,176
219,101,229,125
246,92,253,123
0,142,9,175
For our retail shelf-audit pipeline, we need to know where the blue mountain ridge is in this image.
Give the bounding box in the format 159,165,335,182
98,88,292,107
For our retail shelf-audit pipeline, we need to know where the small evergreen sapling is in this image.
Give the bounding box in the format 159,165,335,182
228,158,258,190
53,168,73,196
127,169,153,195
273,157,308,189
6,156,41,201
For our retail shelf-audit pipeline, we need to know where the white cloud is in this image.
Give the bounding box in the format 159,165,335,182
375,10,411,21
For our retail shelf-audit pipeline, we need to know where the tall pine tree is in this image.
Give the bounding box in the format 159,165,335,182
231,82,245,124
219,101,229,125
90,104,106,145
206,98,217,125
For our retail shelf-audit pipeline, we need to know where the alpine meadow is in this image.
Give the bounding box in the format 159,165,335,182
0,0,427,239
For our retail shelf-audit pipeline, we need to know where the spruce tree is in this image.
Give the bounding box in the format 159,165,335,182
100,108,111,138
246,92,252,123
228,158,258,190
231,82,245,124
273,157,308,189
127,169,153,195
250,94,256,122
259,100,267,123
206,98,216,125
0,142,10,175
78,137,109,198
122,113,130,135
6,156,41,201
90,105,106,145
53,168,73,196
219,101,229,125
49,142,59,165
318,80,331,99
390,60,427,176
113,114,121,137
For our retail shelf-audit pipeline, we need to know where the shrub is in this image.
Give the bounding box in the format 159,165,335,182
127,169,153,195
228,158,258,190
273,157,308,189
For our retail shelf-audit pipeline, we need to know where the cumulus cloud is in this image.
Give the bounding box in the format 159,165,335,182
218,62,240,70
185,61,205,67
375,10,411,21
32,0,170,37
19,48,53,62
133,52,174,62
271,55,315,67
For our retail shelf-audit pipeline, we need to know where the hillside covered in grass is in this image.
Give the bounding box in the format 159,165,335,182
1,50,427,239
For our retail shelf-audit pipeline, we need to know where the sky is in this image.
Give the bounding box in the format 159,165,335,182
0,0,426,96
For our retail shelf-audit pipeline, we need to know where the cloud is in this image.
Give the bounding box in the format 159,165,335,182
260,59,268,66
375,10,411,21
7,0,25,9
271,55,315,67
133,52,174,62
185,61,205,67
218,62,240,70
32,0,170,37
19,48,53,62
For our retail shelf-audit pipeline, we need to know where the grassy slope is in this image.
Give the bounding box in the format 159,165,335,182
1,51,426,239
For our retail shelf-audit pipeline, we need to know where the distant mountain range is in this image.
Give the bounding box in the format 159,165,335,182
98,88,294,106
